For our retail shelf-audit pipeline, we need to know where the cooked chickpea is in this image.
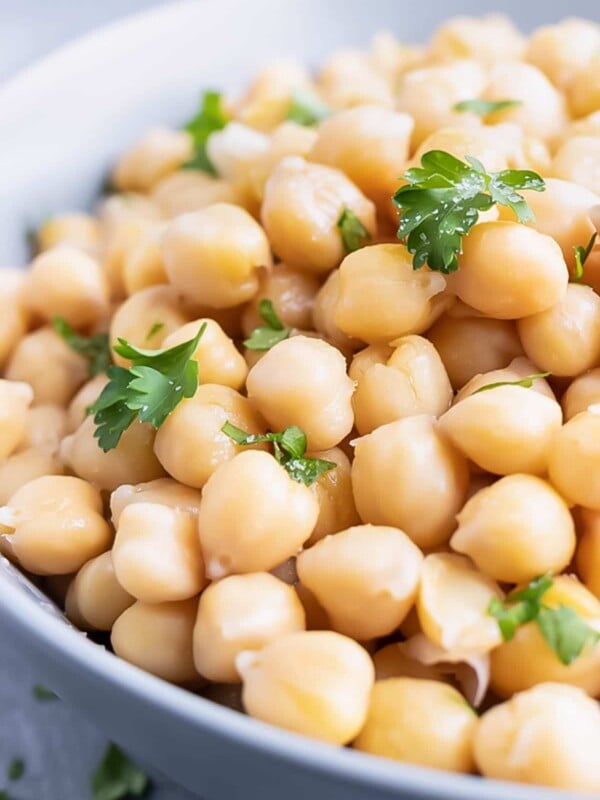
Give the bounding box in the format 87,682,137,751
161,203,272,308
411,126,509,174
0,268,28,370
526,19,600,90
455,356,556,402
112,128,193,192
557,110,600,148
238,631,374,745
235,60,313,131
151,170,238,218
37,213,100,255
261,157,376,274
153,384,265,488
247,121,318,203
241,263,319,337
206,123,269,186
551,136,600,195
197,451,319,578
451,475,575,583
548,410,600,509
306,447,360,545
352,416,469,550
65,551,134,631
0,380,33,460
568,58,600,119
562,368,600,420
193,573,305,683
19,404,68,453
0,475,111,575
475,683,600,791
246,336,354,451
372,642,446,683
317,50,394,110
350,336,452,435
121,224,168,295
111,598,200,684
577,508,600,599
297,524,422,640
430,14,524,64
66,374,108,432
312,270,361,355
354,678,476,773
0,449,64,506
110,478,201,526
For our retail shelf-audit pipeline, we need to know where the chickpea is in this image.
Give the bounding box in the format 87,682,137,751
369,32,425,86
60,416,165,492
576,509,600,599
235,60,314,132
246,336,354,451
161,203,272,308
563,368,600,420
333,244,447,344
455,356,556,402
551,136,600,195
37,213,100,256
110,478,201,527
0,380,33,459
112,128,193,192
5,326,88,406
0,268,29,370
373,643,447,683
151,170,238,218
16,404,67,458
526,19,600,90
0,475,111,575
451,221,569,319
111,598,200,684
475,683,600,791
122,225,168,296
153,384,266,488
66,374,108,432
451,475,575,583
317,50,394,110
548,410,600,509
306,447,360,545
65,551,134,631
241,263,319,337
197,451,319,578
206,123,269,184
112,502,206,603
352,416,469,550
297,524,422,640
557,110,600,149
0,449,64,506
238,630,374,745
192,573,305,683
568,58,600,118
247,121,318,204
430,14,524,64
354,678,476,773
350,336,452,435
312,270,361,356
261,157,376,274
411,126,509,174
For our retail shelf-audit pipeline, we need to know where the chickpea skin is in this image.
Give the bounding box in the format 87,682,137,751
548,410,600,509
65,551,134,631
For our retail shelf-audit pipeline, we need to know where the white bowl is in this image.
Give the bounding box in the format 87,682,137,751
0,2,597,798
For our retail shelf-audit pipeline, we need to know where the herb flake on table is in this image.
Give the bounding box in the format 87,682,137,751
91,743,151,800
7,760,23,782
32,684,58,701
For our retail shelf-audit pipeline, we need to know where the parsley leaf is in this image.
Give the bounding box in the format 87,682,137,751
286,88,331,126
244,299,291,351
453,98,522,116
473,372,551,394
573,232,598,282
337,207,372,254
221,421,335,486
32,684,58,701
7,760,23,782
0,791,10,800
145,322,164,342
53,317,111,377
89,325,206,451
393,150,545,273
91,743,150,800
183,90,228,175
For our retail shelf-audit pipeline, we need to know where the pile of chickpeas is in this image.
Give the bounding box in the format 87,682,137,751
2,12,600,793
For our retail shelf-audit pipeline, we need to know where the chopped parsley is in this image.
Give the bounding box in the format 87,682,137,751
473,372,551,393
91,743,150,800
53,317,111,377
286,88,331,126
183,90,228,175
453,98,522,116
337,207,372,254
244,299,291,351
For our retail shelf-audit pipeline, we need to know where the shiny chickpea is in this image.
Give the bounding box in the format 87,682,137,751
111,598,200,684
161,203,272,308
576,509,600,599
312,270,361,355
452,221,568,319
0,449,64,506
112,128,193,192
197,451,319,578
352,416,469,550
350,336,452,435
151,170,238,218
317,50,394,110
548,410,600,509
333,244,447,344
235,60,314,131
0,268,29,370
551,136,600,195
0,475,111,575
122,224,168,295
110,478,202,527
563,369,600,420
153,384,266,488
354,678,476,773
526,19,600,90
430,14,524,64
297,524,422,640
411,126,509,174
261,157,376,274
246,336,354,451
65,551,134,631
557,110,600,148
241,263,320,337
18,404,68,454
475,683,600,791
569,59,600,118
206,123,269,185
306,447,360,545
66,374,108,432
455,356,556,402
247,121,318,204
193,573,305,683
0,380,34,460
6,326,88,406
238,630,374,745
37,213,100,256
451,475,575,583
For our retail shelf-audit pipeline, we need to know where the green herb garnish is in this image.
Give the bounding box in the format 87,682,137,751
89,325,206,451
32,684,58,701
488,575,600,665
183,90,228,175
394,150,545,273
222,421,335,485
573,232,598,282
244,300,291,351
453,98,522,116
91,743,150,800
145,322,164,342
473,372,551,394
337,207,372,254
286,88,331,126
7,761,23,782
53,317,111,377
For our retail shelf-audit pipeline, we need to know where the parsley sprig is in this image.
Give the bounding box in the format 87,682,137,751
474,372,551,394
222,421,335,485
91,743,150,800
453,98,522,116
573,232,598,283
393,150,545,273
244,300,291,351
183,90,228,175
286,88,331,126
337,207,372,254
488,575,600,665
53,317,111,377
89,325,206,452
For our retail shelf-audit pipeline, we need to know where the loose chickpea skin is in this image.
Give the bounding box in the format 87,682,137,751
297,524,423,640
451,475,576,583
350,336,453,435
193,573,305,683
562,368,600,420
110,478,202,527
246,336,354,451
0,475,112,575
475,683,600,792
0,380,33,460
306,447,360,546
112,129,194,193
354,678,477,773
237,631,374,745
352,416,469,551
548,410,600,509
551,136,600,196
241,263,319,338
65,551,134,631
111,598,200,684
261,157,376,274
37,213,100,256
0,268,29,370
197,451,319,578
